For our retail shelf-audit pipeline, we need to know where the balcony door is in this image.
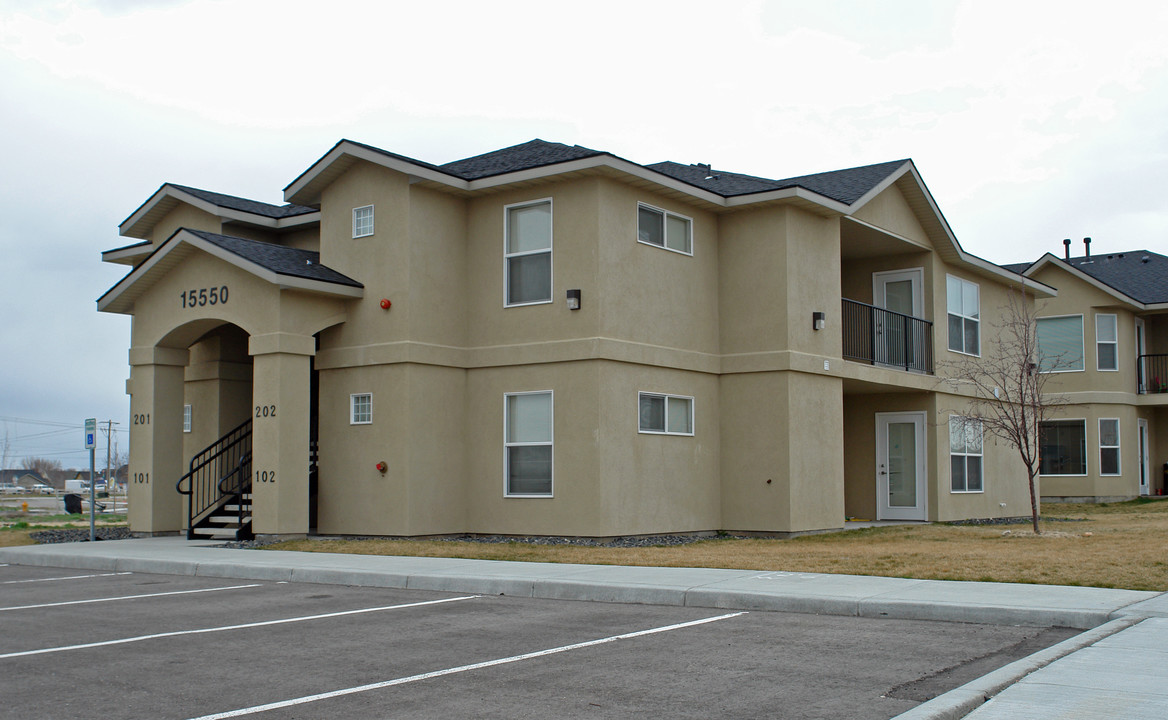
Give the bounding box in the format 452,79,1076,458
876,412,927,520
873,269,923,368
1139,418,1150,496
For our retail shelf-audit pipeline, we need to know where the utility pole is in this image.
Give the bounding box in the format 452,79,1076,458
101,421,120,491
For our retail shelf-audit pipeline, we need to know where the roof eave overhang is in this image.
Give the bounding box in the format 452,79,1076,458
97,229,363,315
101,242,152,266
120,185,320,239
1024,254,1148,308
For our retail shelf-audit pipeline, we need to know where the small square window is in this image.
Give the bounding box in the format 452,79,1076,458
353,205,374,238
637,203,692,255
350,393,372,424
183,404,192,433
638,392,694,435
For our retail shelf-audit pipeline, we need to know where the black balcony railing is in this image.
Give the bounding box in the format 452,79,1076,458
842,298,934,374
1137,354,1168,394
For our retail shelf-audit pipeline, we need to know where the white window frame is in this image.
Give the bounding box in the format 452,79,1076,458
1096,313,1118,372
352,205,374,238
637,202,693,256
183,404,192,433
949,415,984,493
1039,418,1088,476
1036,314,1085,373
350,393,372,425
503,198,553,308
946,275,980,357
637,392,695,436
503,390,554,497
1099,418,1121,476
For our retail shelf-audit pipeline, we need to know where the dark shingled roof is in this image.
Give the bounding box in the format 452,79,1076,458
439,139,605,180
184,230,362,288
1001,262,1032,275
171,184,317,219
646,159,909,204
1059,251,1168,304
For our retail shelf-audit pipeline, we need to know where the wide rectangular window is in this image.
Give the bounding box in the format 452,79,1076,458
638,392,694,435
949,416,983,492
1096,314,1118,371
505,391,553,496
183,404,192,433
350,393,372,425
1036,316,1084,371
1099,418,1121,475
504,199,552,306
637,203,692,255
352,205,374,238
1039,419,1086,475
946,276,979,355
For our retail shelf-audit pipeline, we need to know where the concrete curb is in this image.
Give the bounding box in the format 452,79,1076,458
890,616,1143,719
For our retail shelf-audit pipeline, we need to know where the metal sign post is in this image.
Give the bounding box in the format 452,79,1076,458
85,418,97,542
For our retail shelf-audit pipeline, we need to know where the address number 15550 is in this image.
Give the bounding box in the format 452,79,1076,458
181,286,229,308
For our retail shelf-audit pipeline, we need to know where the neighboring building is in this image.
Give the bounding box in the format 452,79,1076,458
98,139,1058,540
1009,242,1168,501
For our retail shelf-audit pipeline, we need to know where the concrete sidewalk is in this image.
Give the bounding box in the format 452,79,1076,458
2,537,1166,719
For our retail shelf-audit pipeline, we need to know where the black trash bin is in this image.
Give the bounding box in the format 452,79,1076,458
63,493,83,514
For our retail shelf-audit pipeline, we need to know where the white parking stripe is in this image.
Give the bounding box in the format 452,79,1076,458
188,611,749,720
1,571,132,584
0,583,263,612
0,595,478,659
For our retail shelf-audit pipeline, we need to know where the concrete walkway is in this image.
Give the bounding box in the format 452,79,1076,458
2,537,1166,719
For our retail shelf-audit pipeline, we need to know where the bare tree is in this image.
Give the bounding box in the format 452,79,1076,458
941,285,1068,534
21,456,63,479
0,423,11,471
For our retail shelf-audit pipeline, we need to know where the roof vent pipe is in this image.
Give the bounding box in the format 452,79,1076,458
1063,238,1071,259
1084,237,1092,258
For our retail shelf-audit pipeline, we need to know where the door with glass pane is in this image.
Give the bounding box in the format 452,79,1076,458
873,270,923,368
876,413,927,520
1138,419,1150,496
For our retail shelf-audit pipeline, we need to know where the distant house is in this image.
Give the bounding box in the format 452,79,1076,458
0,470,55,493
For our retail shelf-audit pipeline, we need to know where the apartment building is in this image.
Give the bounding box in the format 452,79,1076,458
99,139,1059,540
1009,242,1168,501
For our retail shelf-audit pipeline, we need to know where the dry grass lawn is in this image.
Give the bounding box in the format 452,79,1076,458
271,499,1168,591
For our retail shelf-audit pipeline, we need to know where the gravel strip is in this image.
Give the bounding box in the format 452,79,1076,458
219,533,750,550
30,527,134,543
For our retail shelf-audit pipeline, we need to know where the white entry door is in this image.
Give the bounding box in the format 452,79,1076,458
876,412,928,520
873,270,923,368
1138,418,1150,496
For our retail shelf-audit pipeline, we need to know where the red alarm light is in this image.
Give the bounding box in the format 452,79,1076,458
376,461,388,473
379,298,391,310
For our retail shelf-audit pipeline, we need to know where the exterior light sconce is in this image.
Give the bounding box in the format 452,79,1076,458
566,289,581,310
375,461,388,474
379,298,392,310
812,311,826,331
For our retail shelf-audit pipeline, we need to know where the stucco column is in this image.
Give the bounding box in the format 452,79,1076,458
127,346,189,535
249,333,314,540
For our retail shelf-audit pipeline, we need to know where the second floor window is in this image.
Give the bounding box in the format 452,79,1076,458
505,199,552,306
1036,315,1084,372
1096,314,1118,371
946,276,979,355
353,205,374,238
638,203,692,255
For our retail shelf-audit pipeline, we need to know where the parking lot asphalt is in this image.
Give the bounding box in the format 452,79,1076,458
0,565,1078,720
2,537,1167,719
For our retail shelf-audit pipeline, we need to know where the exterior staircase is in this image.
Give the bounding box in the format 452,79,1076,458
177,420,253,541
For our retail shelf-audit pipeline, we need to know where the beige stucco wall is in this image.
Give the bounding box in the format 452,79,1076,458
851,181,931,246
148,203,220,246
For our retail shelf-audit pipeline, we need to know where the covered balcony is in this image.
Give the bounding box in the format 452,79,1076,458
842,298,934,374
1138,355,1168,394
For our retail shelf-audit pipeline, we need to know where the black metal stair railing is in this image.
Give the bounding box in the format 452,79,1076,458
842,298,934,374
176,419,252,538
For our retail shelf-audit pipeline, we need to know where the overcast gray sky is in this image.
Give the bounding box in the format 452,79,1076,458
2,0,1166,468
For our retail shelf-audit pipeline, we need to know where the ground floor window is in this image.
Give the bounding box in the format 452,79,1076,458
505,391,553,496
1039,419,1086,475
638,392,694,435
1099,418,1121,475
949,416,983,492
350,393,372,424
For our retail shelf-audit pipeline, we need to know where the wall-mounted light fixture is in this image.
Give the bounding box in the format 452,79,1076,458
566,289,581,310
812,311,826,331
